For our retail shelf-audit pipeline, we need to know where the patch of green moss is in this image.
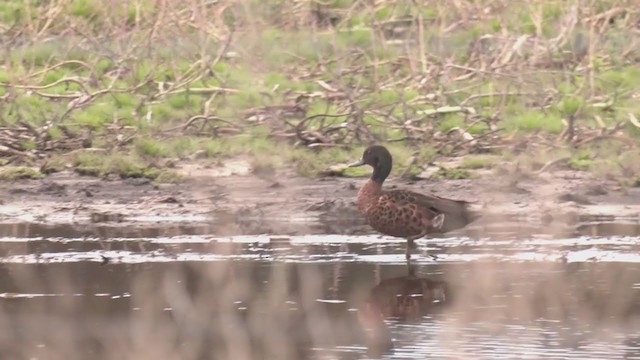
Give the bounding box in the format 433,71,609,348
154,170,184,184
569,151,593,171
461,155,498,169
72,152,166,180
341,166,371,178
434,167,472,180
41,156,68,174
110,159,159,179
73,153,102,176
289,147,361,177
0,166,44,181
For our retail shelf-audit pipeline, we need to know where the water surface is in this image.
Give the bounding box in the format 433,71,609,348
0,220,639,359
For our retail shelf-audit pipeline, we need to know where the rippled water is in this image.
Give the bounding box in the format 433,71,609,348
0,220,639,359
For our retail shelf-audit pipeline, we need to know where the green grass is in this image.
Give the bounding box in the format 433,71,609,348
134,138,169,158
1,0,639,183
557,97,583,117
438,114,466,132
597,67,640,93
69,0,101,21
504,111,564,134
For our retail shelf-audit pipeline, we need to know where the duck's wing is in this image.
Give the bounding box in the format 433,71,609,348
384,189,478,232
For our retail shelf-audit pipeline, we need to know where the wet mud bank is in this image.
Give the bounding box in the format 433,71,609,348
0,168,639,238
0,165,639,239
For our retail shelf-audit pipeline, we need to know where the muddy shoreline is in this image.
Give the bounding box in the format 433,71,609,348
1,160,639,238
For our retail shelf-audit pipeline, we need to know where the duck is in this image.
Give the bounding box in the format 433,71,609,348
348,145,478,261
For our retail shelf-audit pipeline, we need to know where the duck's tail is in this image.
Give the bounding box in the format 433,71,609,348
439,201,481,233
465,208,482,224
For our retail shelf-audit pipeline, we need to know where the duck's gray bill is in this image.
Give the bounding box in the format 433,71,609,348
348,160,365,167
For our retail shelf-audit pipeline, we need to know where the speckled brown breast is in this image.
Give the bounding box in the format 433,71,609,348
365,194,436,238
356,180,383,214
356,180,445,239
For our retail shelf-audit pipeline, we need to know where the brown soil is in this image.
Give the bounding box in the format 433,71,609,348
1,159,639,237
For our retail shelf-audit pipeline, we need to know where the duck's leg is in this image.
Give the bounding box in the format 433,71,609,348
406,231,439,261
405,234,421,263
405,250,413,272
405,242,415,274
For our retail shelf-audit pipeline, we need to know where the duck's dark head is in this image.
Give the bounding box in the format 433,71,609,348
349,145,393,183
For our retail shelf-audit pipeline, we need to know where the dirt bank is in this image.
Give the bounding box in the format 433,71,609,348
1,159,639,238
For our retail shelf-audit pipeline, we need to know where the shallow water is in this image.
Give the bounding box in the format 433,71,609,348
0,220,640,359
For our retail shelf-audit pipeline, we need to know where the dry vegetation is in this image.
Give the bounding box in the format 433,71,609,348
1,0,640,183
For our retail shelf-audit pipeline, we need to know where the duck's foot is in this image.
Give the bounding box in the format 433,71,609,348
407,238,439,261
414,252,439,261
406,245,440,262
405,254,414,272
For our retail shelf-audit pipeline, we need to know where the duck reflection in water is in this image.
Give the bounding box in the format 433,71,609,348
358,265,450,356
